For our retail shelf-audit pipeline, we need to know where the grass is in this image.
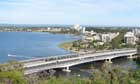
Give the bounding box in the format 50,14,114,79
58,41,79,52
59,41,73,50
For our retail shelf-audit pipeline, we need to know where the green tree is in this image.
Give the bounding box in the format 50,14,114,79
136,36,140,57
0,61,26,84
112,33,124,49
0,70,26,84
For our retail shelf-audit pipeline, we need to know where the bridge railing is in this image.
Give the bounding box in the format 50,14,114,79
24,48,137,68
21,48,136,64
21,53,79,63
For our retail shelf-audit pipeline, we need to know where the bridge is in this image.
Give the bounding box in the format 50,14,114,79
23,48,137,75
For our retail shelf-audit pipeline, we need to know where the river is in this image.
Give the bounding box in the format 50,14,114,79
0,32,79,63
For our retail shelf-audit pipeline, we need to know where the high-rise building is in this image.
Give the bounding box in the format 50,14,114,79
100,32,119,43
124,32,136,45
132,28,140,36
73,24,82,31
82,27,86,33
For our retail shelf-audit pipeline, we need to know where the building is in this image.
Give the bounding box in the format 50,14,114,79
72,24,86,34
84,30,96,36
82,27,86,34
47,27,51,31
124,32,136,45
96,42,104,46
73,24,82,31
132,28,140,36
93,34,101,41
100,32,119,43
82,35,94,41
100,34,110,43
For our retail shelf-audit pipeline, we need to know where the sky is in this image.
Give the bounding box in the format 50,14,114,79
0,0,140,26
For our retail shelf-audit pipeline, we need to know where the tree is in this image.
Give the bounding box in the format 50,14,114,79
0,70,26,84
112,33,124,49
136,35,140,57
0,61,26,84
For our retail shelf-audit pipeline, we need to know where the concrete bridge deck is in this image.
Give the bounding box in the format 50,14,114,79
23,48,137,75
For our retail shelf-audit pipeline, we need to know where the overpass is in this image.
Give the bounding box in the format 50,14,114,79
23,48,137,75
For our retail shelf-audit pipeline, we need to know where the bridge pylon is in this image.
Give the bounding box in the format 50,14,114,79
105,59,112,63
62,66,71,72
127,54,133,59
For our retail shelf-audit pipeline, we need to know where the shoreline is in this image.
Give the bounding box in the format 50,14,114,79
58,40,80,53
58,40,138,54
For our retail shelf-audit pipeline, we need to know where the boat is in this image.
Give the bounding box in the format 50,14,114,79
8,54,16,57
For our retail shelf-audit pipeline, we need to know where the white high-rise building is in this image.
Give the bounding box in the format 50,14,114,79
132,28,140,36
82,27,86,33
124,32,136,45
72,24,86,34
101,34,110,43
73,24,82,31
100,32,119,43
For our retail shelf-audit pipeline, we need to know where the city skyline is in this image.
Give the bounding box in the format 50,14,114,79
0,0,140,26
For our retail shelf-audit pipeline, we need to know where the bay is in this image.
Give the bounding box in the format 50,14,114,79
0,32,79,63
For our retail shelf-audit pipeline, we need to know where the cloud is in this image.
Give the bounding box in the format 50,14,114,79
0,0,140,26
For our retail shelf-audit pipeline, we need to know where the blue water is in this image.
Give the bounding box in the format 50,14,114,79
0,32,80,63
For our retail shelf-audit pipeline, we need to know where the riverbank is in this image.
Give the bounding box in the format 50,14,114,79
58,41,79,53
59,40,138,55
